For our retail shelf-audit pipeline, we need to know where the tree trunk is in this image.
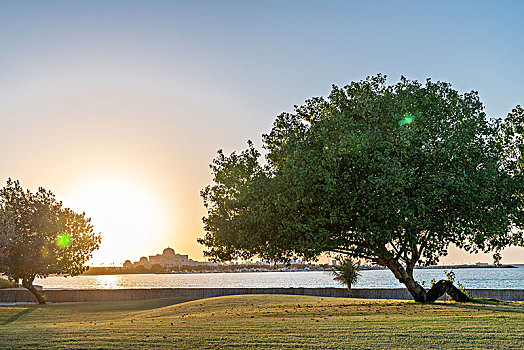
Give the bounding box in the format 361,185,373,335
22,277,46,304
426,280,471,302
385,261,471,302
401,274,428,302
385,260,427,302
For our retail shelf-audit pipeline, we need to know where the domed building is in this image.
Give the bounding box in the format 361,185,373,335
162,248,175,255
148,248,191,268
125,247,213,270
138,256,151,269
127,247,200,269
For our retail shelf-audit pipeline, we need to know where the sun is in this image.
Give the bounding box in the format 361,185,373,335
64,174,171,266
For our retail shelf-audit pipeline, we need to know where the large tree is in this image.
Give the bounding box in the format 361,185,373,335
0,179,101,303
200,75,524,302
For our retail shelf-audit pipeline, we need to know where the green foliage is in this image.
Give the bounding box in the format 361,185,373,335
0,277,14,289
199,75,524,300
0,179,101,283
331,257,361,289
444,270,469,297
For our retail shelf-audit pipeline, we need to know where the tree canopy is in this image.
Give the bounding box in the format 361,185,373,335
0,179,101,303
200,75,524,302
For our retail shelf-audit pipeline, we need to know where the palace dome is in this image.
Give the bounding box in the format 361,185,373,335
163,247,175,255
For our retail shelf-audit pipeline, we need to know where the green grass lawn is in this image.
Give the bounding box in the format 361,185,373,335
1,295,523,349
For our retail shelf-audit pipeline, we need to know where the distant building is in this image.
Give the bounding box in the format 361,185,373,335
149,248,192,268
125,248,209,269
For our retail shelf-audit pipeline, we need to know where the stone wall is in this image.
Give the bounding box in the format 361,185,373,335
1,287,522,303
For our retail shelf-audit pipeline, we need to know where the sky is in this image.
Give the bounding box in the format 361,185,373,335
1,1,523,266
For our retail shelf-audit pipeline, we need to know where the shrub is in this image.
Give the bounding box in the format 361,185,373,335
444,270,470,297
332,257,361,290
0,277,14,289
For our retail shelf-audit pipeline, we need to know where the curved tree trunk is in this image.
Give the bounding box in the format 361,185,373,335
22,277,46,304
385,260,427,302
426,280,471,302
401,274,429,302
385,260,471,302
404,277,470,302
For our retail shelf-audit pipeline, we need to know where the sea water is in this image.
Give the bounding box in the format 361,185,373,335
36,265,524,290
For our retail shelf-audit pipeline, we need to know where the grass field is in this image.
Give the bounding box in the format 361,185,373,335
1,295,523,349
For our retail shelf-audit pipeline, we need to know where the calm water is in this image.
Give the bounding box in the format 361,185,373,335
36,265,524,290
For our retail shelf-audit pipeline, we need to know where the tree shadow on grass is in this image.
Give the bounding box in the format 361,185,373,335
51,297,201,314
437,300,524,315
1,306,37,325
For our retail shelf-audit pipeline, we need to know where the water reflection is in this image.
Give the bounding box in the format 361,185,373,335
95,275,123,289
34,266,524,290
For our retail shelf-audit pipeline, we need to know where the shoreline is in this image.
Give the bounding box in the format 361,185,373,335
1,287,523,303
79,264,521,276
414,264,518,270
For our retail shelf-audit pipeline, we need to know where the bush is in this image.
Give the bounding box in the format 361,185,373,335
0,277,14,289
332,257,361,290
444,270,469,297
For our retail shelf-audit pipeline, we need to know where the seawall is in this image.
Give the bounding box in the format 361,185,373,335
1,287,523,303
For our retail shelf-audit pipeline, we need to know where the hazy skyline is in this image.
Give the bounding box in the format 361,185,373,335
1,1,523,265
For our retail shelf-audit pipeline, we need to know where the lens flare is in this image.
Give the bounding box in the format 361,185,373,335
56,233,72,248
398,114,415,126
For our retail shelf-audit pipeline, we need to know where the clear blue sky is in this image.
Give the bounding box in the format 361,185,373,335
1,1,523,264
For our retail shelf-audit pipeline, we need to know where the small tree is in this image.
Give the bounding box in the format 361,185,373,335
0,179,101,303
332,257,361,290
134,265,147,274
200,75,524,302
150,263,165,273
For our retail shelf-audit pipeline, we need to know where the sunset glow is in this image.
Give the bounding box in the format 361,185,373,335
1,1,522,266
65,174,171,266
